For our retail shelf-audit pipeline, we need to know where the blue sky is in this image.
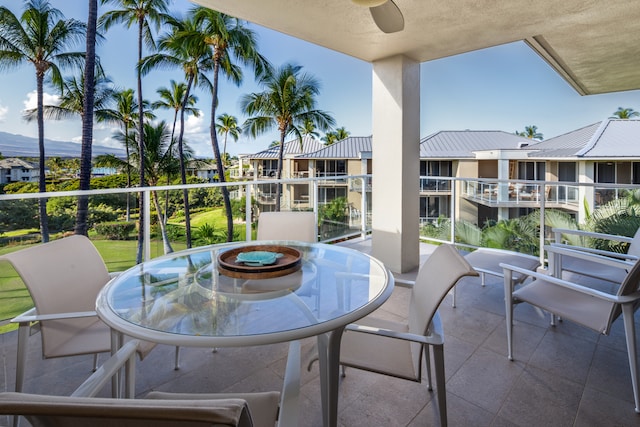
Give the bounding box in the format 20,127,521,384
0,0,638,158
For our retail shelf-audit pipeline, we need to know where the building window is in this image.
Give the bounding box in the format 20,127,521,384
517,161,545,181
420,161,452,177
595,162,616,183
318,186,347,204
316,160,346,177
633,162,640,184
261,160,278,177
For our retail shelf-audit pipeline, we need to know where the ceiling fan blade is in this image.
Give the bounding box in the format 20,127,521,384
370,0,404,33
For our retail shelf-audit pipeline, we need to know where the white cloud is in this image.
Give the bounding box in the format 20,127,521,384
99,136,123,149
22,90,60,111
0,103,8,122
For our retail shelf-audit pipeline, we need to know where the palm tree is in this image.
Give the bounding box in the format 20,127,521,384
192,6,271,240
610,107,640,119
301,118,320,138
334,126,350,141
322,131,338,145
0,0,85,242
152,79,199,228
23,67,115,123
322,126,350,145
241,63,335,210
153,80,199,146
23,64,115,235
100,0,170,263
215,113,241,166
98,88,154,221
107,121,186,254
516,125,543,140
141,14,212,248
76,0,99,236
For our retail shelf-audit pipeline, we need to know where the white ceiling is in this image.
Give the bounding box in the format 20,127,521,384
190,0,640,96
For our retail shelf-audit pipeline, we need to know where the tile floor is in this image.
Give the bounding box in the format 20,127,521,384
1,239,639,426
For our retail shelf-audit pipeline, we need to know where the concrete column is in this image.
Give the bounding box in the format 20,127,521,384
578,161,594,223
497,157,510,221
371,55,420,274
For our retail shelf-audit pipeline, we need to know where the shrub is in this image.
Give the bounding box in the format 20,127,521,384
94,221,135,240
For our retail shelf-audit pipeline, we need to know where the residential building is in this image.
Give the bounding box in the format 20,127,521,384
186,159,218,182
243,136,325,211
240,119,640,228
0,158,39,184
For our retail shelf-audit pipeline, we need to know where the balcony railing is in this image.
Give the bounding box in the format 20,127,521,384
2,174,640,323
420,177,451,193
461,179,580,207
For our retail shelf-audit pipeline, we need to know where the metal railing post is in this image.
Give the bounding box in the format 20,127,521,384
245,182,252,242
539,183,546,266
144,189,151,262
360,177,367,238
450,178,456,244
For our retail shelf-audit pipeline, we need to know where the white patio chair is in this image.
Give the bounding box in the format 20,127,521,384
502,244,640,413
244,211,319,295
0,235,167,397
0,338,300,427
457,247,540,307
338,244,479,426
550,227,640,283
256,211,318,243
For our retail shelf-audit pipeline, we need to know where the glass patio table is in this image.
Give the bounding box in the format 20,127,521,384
96,240,394,427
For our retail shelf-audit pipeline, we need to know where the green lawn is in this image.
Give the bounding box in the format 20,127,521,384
0,237,187,333
173,208,253,239
0,207,252,333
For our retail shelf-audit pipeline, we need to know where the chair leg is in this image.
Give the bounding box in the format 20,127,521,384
425,346,433,391
432,344,447,427
621,303,640,413
451,285,456,308
13,323,30,427
174,346,180,370
92,353,99,372
503,273,514,361
15,323,29,393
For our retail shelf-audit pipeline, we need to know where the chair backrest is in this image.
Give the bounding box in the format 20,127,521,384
0,235,112,356
607,257,640,328
408,244,478,335
0,392,253,427
256,211,317,242
626,227,640,259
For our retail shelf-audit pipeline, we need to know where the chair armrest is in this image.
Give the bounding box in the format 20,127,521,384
71,339,140,398
393,278,415,289
11,309,98,324
500,262,640,304
345,321,442,346
552,228,634,244
545,244,635,270
549,242,638,261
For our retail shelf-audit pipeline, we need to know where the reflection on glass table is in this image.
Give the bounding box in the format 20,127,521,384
96,240,393,427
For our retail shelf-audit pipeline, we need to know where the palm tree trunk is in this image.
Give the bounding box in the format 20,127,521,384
223,133,228,166
75,0,97,237
164,109,179,226
178,75,194,248
210,61,233,241
136,17,145,264
36,72,49,243
125,123,131,221
152,190,173,254
275,132,285,211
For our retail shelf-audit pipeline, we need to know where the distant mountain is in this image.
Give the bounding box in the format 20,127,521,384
0,131,124,158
